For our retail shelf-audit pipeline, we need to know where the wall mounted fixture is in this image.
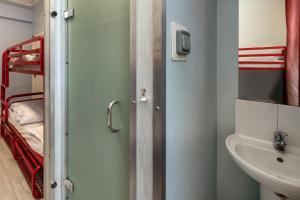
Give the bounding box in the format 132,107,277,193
171,22,190,61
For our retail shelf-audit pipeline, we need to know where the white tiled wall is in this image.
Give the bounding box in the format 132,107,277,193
236,99,277,141
236,99,300,148
278,105,300,148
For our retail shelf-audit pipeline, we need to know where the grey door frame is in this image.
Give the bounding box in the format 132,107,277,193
47,0,68,199
154,1,166,200
152,0,166,199
130,1,137,199
130,0,166,200
44,0,52,199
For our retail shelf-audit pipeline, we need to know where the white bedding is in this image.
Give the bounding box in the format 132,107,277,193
8,105,44,157
10,99,44,125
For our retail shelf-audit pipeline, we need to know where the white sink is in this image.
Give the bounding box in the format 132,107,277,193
226,134,300,199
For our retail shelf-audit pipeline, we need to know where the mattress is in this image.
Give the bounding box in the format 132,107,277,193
8,108,44,157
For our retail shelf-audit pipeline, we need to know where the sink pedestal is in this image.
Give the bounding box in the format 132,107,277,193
260,185,291,200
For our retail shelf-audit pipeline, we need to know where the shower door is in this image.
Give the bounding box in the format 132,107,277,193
66,0,130,199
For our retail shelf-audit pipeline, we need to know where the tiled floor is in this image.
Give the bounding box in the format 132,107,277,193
0,139,34,200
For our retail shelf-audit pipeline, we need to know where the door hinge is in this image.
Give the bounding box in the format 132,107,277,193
64,179,74,193
64,9,74,20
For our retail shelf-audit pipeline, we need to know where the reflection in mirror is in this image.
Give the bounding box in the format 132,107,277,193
239,0,300,106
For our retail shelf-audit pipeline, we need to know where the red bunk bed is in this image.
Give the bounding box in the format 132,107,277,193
1,36,44,199
238,46,287,104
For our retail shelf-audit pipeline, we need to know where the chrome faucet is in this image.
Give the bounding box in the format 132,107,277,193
274,131,288,152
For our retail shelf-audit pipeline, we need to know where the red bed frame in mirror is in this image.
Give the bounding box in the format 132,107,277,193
0,36,45,199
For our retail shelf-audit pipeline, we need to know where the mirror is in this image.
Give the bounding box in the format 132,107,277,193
238,0,299,107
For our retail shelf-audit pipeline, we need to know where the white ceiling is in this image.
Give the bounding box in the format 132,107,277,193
0,0,40,7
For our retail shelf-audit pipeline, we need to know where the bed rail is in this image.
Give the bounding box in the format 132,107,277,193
15,138,43,198
239,46,286,71
3,36,44,76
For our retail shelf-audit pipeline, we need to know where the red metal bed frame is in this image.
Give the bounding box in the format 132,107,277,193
239,46,287,71
1,36,44,199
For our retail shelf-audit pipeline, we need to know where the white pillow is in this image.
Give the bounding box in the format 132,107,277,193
10,99,44,125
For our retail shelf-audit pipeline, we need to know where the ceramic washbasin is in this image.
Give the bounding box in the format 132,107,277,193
226,134,300,199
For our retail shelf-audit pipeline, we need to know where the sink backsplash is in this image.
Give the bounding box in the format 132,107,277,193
236,99,300,148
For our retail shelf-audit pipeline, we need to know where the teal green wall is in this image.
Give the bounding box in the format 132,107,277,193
166,0,218,199
216,0,260,199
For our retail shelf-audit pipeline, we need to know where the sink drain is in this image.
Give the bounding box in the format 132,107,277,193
277,157,284,163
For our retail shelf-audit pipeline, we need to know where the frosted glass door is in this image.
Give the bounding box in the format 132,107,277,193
66,0,130,199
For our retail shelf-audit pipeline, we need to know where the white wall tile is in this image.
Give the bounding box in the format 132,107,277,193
278,105,300,148
236,99,277,141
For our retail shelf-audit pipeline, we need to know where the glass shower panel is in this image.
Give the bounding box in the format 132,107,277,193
66,0,130,199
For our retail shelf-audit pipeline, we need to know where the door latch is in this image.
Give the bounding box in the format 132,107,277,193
64,9,75,20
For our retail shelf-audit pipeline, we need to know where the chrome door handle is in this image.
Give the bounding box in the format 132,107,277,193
107,100,120,133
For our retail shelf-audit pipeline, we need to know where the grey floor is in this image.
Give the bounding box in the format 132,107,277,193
0,138,34,200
